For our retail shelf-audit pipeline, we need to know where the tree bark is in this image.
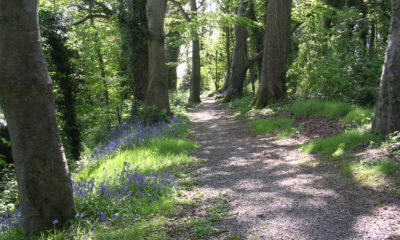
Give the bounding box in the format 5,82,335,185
117,0,148,112
0,0,76,235
146,0,170,113
131,0,149,104
166,42,180,90
254,0,292,108
189,0,202,103
373,0,400,134
221,26,232,92
223,0,253,102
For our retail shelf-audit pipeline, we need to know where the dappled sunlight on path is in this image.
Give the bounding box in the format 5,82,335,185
188,98,400,240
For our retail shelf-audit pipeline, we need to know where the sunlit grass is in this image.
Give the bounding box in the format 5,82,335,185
342,108,374,127
95,217,168,240
1,111,202,240
342,160,400,189
76,138,199,183
302,130,379,156
249,118,296,139
227,96,253,115
289,100,354,119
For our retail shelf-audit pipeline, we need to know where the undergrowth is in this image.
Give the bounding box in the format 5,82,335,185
302,129,379,156
288,100,354,120
0,112,202,240
249,119,297,139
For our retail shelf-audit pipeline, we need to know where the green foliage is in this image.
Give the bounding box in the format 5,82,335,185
342,108,374,127
289,100,354,119
226,96,253,115
387,131,400,155
1,111,199,239
190,219,215,239
40,9,82,161
0,124,12,165
0,165,18,215
250,119,296,139
289,0,388,106
302,130,379,156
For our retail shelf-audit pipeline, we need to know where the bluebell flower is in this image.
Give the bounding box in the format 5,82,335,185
99,212,107,222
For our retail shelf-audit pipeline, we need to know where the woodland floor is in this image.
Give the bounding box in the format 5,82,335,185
186,98,400,240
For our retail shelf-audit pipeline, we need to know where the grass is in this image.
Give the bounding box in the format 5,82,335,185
342,108,374,127
1,113,204,240
302,130,379,156
249,118,296,139
183,194,229,239
226,96,253,116
76,138,199,183
95,217,168,240
289,100,354,119
342,159,400,190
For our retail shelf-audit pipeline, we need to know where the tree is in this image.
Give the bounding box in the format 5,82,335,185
40,10,82,161
373,0,400,134
146,0,171,113
0,0,76,235
170,0,202,103
188,0,202,103
254,0,292,108
117,0,149,109
165,9,183,91
223,0,264,102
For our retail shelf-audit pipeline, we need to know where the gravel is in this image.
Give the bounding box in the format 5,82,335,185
188,98,400,240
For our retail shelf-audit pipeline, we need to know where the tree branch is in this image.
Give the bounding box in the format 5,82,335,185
138,22,150,36
82,0,113,17
73,14,110,25
291,22,303,35
245,50,263,70
169,0,191,22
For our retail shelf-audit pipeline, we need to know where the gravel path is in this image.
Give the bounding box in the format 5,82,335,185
188,98,400,240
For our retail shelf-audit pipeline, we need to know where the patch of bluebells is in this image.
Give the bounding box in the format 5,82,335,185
0,208,23,233
73,163,175,203
0,115,185,235
90,115,183,160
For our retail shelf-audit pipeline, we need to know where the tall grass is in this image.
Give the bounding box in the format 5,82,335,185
250,119,296,139
341,108,374,127
302,130,379,156
289,100,354,119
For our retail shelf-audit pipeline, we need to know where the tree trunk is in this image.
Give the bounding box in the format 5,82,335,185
131,0,149,103
254,0,292,108
146,0,170,113
223,0,253,102
40,10,82,161
248,2,264,78
117,0,148,112
0,1,76,235
373,0,400,134
166,30,180,91
189,0,201,103
222,26,232,92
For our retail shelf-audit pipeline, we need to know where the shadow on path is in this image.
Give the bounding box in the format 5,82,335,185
188,98,400,240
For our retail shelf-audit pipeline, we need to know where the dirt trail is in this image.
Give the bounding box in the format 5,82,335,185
188,98,400,240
